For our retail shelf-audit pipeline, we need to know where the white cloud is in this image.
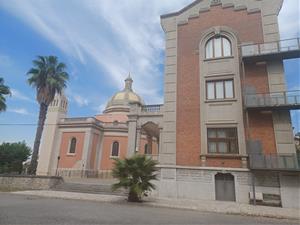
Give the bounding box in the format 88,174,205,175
0,53,13,67
66,89,89,107
72,94,89,107
278,0,300,38
0,0,297,106
0,0,192,105
93,103,107,114
10,89,35,103
8,108,32,116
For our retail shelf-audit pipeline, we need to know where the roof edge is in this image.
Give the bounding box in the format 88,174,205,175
160,0,202,19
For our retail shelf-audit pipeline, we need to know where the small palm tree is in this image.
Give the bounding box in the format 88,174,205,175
112,154,158,202
0,77,11,112
27,56,69,175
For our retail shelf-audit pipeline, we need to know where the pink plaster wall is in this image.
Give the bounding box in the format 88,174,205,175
58,132,85,168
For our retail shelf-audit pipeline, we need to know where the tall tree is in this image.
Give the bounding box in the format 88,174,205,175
0,77,11,112
27,56,69,175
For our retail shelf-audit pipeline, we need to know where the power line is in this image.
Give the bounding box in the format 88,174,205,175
0,123,59,126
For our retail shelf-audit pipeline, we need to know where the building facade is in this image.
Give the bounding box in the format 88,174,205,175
37,0,300,209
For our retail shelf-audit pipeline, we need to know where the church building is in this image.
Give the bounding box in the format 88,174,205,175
37,0,300,209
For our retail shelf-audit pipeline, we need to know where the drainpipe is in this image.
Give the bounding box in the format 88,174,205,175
252,172,256,205
55,156,60,176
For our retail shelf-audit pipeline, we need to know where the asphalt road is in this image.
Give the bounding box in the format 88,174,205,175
0,193,298,225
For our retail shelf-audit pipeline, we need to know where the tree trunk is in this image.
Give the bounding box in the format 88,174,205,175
28,103,48,175
128,189,141,202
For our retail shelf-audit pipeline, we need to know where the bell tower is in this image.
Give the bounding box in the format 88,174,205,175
36,92,68,176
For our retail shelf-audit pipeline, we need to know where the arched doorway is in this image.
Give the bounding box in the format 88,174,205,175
140,122,160,159
215,173,236,201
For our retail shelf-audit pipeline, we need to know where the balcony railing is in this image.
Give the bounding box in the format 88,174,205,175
241,38,300,61
244,90,300,110
141,104,163,113
249,153,300,171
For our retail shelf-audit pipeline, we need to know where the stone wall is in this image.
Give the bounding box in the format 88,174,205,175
0,175,63,190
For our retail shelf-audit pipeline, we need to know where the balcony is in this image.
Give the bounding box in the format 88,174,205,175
241,38,300,62
141,104,163,113
249,153,300,172
244,90,300,110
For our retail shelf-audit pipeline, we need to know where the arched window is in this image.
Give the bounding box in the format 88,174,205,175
111,141,119,157
69,137,77,154
205,36,232,59
144,144,152,155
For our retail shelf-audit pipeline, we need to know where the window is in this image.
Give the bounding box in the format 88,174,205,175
144,144,152,155
205,36,232,59
111,141,119,157
207,128,238,154
69,137,77,154
206,79,234,100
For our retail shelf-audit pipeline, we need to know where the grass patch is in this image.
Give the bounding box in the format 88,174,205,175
0,186,27,192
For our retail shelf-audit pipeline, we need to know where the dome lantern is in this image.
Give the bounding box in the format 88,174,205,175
103,74,144,114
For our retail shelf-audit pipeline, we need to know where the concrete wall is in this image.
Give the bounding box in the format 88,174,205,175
155,167,283,205
280,173,300,209
0,175,63,190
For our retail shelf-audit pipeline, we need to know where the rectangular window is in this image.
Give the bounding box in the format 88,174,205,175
207,82,215,99
225,80,234,98
215,81,224,99
206,79,234,100
207,128,238,154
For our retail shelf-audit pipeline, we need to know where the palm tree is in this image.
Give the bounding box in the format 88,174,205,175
0,77,11,112
112,154,158,202
27,56,69,175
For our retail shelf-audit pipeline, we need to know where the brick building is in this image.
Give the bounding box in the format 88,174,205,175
37,0,300,209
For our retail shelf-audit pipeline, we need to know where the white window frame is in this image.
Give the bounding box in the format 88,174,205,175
205,36,232,59
67,137,77,155
110,141,120,158
206,79,235,100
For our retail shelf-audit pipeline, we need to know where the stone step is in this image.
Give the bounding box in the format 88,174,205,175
52,182,127,196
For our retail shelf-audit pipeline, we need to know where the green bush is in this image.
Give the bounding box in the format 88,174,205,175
112,154,158,202
0,141,31,174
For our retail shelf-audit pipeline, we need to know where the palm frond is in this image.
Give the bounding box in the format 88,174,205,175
27,56,69,105
112,154,158,201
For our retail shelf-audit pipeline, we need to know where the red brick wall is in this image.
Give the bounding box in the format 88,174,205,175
206,157,242,168
176,5,265,166
247,111,277,154
243,62,277,154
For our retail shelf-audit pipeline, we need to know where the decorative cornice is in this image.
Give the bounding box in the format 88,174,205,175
162,0,263,25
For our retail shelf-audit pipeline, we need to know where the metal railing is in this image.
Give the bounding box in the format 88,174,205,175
244,90,300,109
241,38,300,57
249,153,300,171
63,117,91,122
141,104,163,113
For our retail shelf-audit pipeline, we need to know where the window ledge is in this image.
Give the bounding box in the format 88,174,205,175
200,154,248,159
66,153,76,156
204,56,234,62
205,99,237,103
110,156,119,159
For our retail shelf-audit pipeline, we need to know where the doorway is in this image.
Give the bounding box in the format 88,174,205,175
215,173,236,201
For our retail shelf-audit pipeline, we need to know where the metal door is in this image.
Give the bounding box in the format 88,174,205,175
215,173,236,201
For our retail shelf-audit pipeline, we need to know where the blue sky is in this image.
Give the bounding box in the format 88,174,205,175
0,0,299,147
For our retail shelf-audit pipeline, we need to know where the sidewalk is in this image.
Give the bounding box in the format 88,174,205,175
12,190,300,220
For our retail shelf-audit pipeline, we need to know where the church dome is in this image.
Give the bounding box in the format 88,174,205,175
104,74,144,113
